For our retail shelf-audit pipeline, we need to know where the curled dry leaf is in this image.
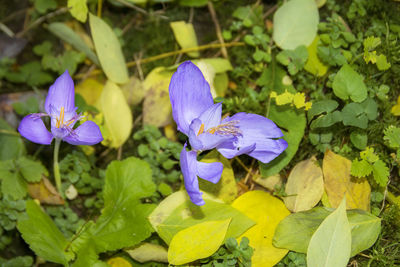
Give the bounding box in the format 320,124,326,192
28,177,64,205
284,156,324,212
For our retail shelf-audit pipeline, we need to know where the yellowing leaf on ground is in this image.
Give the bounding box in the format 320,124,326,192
391,95,400,116
126,243,168,263
107,257,132,267
28,177,64,205
304,36,328,76
232,191,290,267
253,174,283,191
99,80,133,148
75,78,103,108
284,157,324,212
142,67,174,127
121,76,144,106
170,21,199,58
307,198,351,267
168,219,231,265
199,150,238,203
89,13,129,84
323,149,371,210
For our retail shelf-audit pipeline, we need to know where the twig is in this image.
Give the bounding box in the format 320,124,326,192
16,7,68,38
207,1,228,59
117,146,122,160
263,4,278,19
235,157,250,173
244,159,256,184
0,23,15,37
0,129,20,137
0,8,28,24
134,53,144,81
74,42,244,79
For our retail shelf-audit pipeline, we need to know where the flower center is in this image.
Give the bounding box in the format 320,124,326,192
197,120,241,136
55,107,76,128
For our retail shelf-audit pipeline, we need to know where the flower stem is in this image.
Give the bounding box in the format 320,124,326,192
53,138,63,197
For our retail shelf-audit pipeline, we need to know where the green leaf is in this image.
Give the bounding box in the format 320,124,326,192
317,46,347,66
148,191,255,245
363,36,381,51
341,103,368,129
17,157,48,183
307,100,339,121
273,207,381,257
34,0,57,14
178,0,208,7
89,13,129,84
306,199,351,267
71,157,156,265
372,160,389,186
376,54,391,70
384,126,400,149
0,161,27,200
68,0,88,23
273,0,319,50
332,64,367,102
350,130,368,150
351,159,372,177
0,119,25,160
47,22,100,66
170,21,199,58
0,256,33,267
310,111,342,129
276,46,308,75
304,36,329,76
17,200,74,266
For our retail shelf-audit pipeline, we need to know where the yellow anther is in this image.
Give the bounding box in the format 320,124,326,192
197,123,205,136
56,107,65,128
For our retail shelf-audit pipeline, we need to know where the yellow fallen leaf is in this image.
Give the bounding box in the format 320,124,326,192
107,257,131,267
126,243,168,263
28,177,64,205
142,67,174,127
323,149,371,210
170,21,199,58
304,36,328,76
391,96,400,116
168,219,231,265
232,191,290,267
99,80,133,148
121,76,145,106
253,174,283,191
284,157,324,212
75,78,103,109
199,150,238,203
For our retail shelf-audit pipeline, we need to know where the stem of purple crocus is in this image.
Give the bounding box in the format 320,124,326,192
53,138,63,198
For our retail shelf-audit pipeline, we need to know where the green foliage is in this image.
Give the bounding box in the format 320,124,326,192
0,119,25,161
332,64,367,103
0,196,25,231
17,200,74,266
276,252,307,267
0,157,47,200
34,0,57,14
351,147,389,186
277,46,308,75
200,237,253,267
2,61,53,87
384,126,400,149
46,206,84,238
133,125,182,189
0,256,34,267
12,96,39,117
363,36,391,71
68,0,88,23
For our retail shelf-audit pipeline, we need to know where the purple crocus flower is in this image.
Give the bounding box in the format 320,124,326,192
18,70,103,146
169,61,288,205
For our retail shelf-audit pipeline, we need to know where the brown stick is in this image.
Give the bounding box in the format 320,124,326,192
207,1,228,59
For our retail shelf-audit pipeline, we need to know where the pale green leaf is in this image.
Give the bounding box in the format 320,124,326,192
351,159,372,177
384,126,400,149
273,207,381,257
168,219,231,265
17,200,74,266
170,21,199,57
0,119,25,160
99,81,132,148
89,13,129,84
47,22,100,65
332,64,367,102
18,157,47,183
273,0,319,50
307,198,351,267
376,54,391,70
372,159,389,186
126,243,168,263
68,0,88,23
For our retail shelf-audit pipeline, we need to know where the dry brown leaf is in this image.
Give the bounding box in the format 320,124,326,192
28,177,64,205
284,156,324,212
323,149,370,210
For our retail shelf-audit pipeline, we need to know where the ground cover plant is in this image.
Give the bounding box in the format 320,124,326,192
0,0,400,266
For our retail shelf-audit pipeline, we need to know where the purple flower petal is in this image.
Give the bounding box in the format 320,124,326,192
63,121,103,145
169,61,214,135
217,112,287,163
248,138,288,163
198,102,222,130
197,161,223,184
180,144,205,206
44,70,75,114
18,114,53,145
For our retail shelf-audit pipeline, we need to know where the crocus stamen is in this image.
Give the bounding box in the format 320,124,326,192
197,123,205,136
56,107,65,128
208,120,241,136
